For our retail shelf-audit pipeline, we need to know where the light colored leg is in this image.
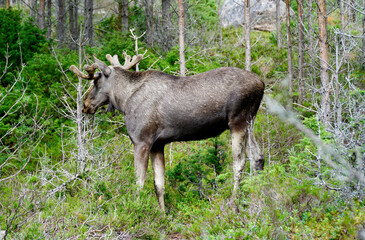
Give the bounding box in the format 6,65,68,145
150,149,165,211
231,130,248,196
133,143,150,188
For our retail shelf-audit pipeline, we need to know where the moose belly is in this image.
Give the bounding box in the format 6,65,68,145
158,115,229,143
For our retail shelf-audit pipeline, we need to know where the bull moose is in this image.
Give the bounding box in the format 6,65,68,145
70,53,265,211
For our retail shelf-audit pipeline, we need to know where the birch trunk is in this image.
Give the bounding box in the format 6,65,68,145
178,0,186,76
244,0,251,71
316,0,330,125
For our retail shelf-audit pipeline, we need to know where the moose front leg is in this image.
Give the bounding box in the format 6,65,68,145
150,146,165,211
133,143,150,188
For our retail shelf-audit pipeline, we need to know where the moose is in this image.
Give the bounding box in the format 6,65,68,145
70,53,265,211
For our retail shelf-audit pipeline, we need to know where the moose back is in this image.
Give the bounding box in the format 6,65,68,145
70,53,265,211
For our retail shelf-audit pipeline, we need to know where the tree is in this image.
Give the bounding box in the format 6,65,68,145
69,0,79,48
84,0,93,45
178,0,186,76
46,0,52,39
316,0,330,125
39,0,46,29
244,0,251,71
56,0,67,44
161,0,171,51
118,0,128,32
286,0,293,102
297,0,304,103
144,0,154,47
276,0,281,49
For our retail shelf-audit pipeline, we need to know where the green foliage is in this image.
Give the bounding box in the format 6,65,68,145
167,136,229,199
0,8,47,86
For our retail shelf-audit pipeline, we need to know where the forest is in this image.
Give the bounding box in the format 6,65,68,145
0,0,364,238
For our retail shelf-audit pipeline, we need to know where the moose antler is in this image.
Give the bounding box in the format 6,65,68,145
106,53,143,70
69,63,98,80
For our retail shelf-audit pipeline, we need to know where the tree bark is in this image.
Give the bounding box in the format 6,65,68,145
39,0,46,29
297,0,304,104
144,0,154,47
218,0,223,58
286,0,293,102
162,0,171,51
56,0,66,44
308,0,314,54
69,0,78,49
118,0,128,32
84,0,93,46
362,0,365,69
47,0,52,38
178,0,186,76
244,0,251,71
276,0,281,49
316,0,330,125
6,0,10,8
31,0,38,21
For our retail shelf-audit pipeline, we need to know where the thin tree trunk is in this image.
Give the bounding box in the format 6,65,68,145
56,0,66,44
244,0,251,71
6,0,10,8
276,0,281,49
39,0,46,29
316,0,330,125
119,0,128,32
144,0,154,46
69,0,78,49
84,0,93,46
178,0,186,76
286,0,293,102
77,38,86,171
297,0,304,104
47,0,52,39
162,0,171,51
218,0,223,59
308,0,314,54
31,0,38,21
362,0,365,69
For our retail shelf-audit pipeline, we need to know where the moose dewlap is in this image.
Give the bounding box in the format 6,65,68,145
70,53,265,211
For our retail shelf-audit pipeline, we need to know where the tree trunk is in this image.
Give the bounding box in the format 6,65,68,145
276,0,281,49
47,0,52,39
218,0,223,59
39,0,46,29
84,0,93,46
316,0,330,125
178,0,186,76
362,0,365,70
6,0,10,8
286,0,293,102
56,0,66,44
308,0,314,54
162,0,171,51
144,0,154,47
69,0,78,49
31,0,38,22
244,0,251,71
297,0,304,104
118,0,128,32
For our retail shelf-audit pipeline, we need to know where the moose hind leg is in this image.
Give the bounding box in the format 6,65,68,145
246,124,264,171
231,129,248,196
150,147,165,211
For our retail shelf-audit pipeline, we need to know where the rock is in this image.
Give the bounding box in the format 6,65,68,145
221,0,295,32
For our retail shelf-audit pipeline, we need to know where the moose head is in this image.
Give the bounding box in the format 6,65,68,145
70,53,143,114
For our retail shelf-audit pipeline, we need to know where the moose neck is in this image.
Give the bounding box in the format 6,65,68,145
109,67,147,114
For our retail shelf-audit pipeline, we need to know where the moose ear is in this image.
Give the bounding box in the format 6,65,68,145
93,56,112,77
